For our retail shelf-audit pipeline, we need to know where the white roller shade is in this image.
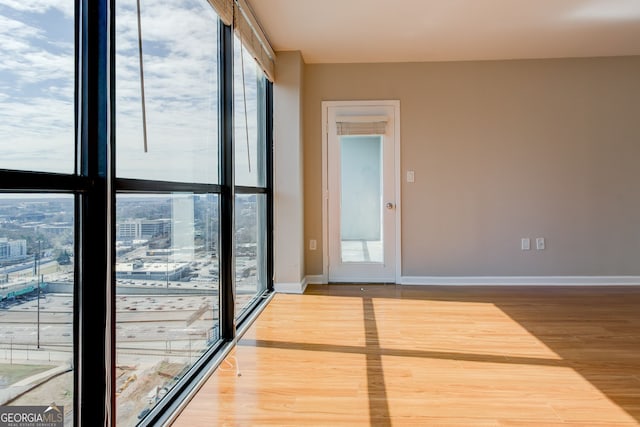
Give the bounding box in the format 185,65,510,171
336,116,388,135
234,0,275,82
208,0,233,25
207,0,276,81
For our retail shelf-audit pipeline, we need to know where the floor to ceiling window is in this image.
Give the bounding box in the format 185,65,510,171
233,36,269,319
0,0,273,424
0,1,76,422
0,195,75,419
114,0,223,423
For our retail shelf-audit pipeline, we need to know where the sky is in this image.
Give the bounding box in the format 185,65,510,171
0,0,74,174
0,0,262,186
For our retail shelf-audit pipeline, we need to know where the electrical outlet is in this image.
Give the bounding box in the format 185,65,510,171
521,238,530,251
407,170,415,183
309,239,317,251
536,237,545,250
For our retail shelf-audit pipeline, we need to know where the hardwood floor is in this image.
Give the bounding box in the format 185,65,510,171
172,285,640,426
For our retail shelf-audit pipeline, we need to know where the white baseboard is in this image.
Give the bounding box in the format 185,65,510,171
274,277,308,294
400,276,640,286
285,275,640,288
305,275,327,285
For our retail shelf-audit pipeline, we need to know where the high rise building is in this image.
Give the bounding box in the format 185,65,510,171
0,237,28,261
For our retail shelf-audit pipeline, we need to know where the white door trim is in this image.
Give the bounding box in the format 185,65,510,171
321,100,401,284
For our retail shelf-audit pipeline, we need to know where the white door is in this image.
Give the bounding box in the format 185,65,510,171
325,101,399,282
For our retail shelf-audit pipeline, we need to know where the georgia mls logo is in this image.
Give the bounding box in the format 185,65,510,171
0,404,64,427
43,404,63,420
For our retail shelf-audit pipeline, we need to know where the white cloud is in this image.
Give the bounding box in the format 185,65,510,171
0,14,42,38
0,5,74,173
0,0,73,18
1,0,264,181
115,0,222,182
0,94,74,173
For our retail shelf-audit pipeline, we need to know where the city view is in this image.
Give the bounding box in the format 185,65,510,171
0,194,265,425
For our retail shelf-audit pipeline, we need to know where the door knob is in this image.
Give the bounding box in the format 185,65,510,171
385,202,394,209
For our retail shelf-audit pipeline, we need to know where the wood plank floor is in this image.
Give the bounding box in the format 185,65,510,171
172,284,640,426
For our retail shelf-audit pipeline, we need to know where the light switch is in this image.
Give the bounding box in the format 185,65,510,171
521,238,530,251
407,170,415,183
309,239,317,251
536,237,545,250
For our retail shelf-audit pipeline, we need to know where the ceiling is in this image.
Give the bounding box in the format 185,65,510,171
247,0,640,64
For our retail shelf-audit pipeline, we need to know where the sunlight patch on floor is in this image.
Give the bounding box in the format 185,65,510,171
381,357,637,424
372,298,563,360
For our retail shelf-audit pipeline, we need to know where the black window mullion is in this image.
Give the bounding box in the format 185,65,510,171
77,0,114,423
234,185,267,194
116,178,223,193
234,77,273,323
0,170,91,193
219,21,235,342
266,80,274,292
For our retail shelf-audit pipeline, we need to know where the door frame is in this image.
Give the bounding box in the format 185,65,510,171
321,100,402,283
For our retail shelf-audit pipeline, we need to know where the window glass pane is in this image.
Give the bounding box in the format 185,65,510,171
233,36,266,187
115,0,220,183
235,194,267,318
115,193,219,425
340,136,383,263
0,194,74,422
0,3,74,174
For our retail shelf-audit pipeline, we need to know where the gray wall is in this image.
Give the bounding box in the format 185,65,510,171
273,51,306,287
303,56,640,276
